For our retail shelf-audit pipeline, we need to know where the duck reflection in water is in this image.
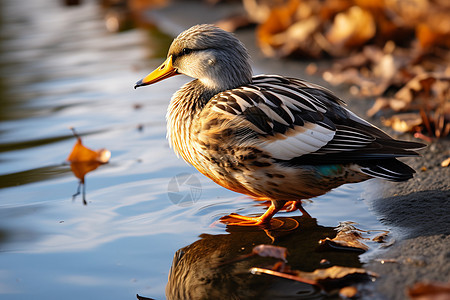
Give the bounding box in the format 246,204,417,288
166,216,365,300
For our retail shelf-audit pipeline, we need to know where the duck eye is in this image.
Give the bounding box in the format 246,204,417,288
182,48,192,55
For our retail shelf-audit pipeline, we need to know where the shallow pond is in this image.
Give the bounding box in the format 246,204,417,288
0,1,387,299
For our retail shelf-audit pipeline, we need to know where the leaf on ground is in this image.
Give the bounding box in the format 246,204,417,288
407,281,450,300
323,44,405,97
326,6,375,50
257,0,324,58
382,113,423,133
368,73,450,137
441,157,450,167
249,0,450,138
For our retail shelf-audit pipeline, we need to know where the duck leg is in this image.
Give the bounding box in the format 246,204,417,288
221,200,286,226
284,201,311,218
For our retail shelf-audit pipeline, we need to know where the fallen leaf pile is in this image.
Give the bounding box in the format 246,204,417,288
253,0,450,58
241,0,450,138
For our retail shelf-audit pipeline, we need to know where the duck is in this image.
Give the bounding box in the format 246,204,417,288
135,24,425,226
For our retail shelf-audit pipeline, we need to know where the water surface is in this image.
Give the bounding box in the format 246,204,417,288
0,1,386,299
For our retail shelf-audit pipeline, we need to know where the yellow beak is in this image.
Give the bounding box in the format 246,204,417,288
134,55,179,89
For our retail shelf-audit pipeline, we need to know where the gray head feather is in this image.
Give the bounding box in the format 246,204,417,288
168,24,253,92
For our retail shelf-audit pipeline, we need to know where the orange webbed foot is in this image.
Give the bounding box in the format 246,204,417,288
220,201,283,227
220,213,271,226
283,201,312,218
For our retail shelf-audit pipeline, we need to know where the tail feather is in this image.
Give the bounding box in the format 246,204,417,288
359,158,416,182
377,138,426,152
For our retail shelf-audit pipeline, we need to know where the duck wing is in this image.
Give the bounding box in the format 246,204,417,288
207,75,424,161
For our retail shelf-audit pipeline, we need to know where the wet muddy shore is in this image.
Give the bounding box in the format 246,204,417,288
142,2,450,299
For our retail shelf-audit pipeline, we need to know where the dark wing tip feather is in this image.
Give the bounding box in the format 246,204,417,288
359,158,416,182
374,139,426,156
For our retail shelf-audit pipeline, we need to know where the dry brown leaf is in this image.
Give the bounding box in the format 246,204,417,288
256,0,301,57
366,71,450,137
372,230,390,243
67,127,110,192
256,0,330,58
319,222,369,252
319,229,369,252
319,222,391,252
441,157,450,167
251,265,377,288
69,161,103,183
407,281,450,300
324,45,408,97
384,0,429,24
299,266,376,282
67,128,110,205
253,0,450,58
367,97,390,117
243,0,291,24
382,113,423,133
326,6,376,49
417,23,441,49
67,128,111,163
318,0,353,22
253,0,450,139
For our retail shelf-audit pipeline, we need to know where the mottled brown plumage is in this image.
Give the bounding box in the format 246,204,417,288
135,24,425,226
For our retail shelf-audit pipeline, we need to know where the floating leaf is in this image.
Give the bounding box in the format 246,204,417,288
67,128,111,163
319,228,369,252
67,128,110,205
70,161,102,182
319,222,390,252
